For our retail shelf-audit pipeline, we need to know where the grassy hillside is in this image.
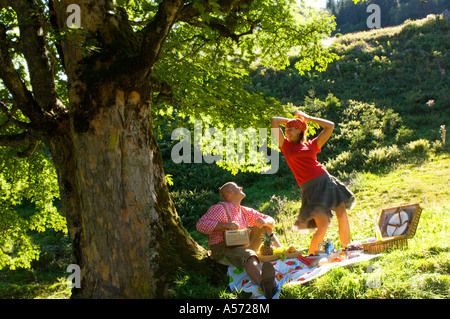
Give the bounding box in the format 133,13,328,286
251,15,449,137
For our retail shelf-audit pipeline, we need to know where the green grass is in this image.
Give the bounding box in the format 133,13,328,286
277,153,450,299
169,152,450,299
1,154,448,299
0,268,71,299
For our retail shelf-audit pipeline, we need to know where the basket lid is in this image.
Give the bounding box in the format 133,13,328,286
378,203,422,239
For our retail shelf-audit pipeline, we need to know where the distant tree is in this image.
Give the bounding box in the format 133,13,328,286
328,0,448,34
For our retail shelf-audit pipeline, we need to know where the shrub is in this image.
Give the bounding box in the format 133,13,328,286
325,150,368,177
366,145,400,168
395,126,415,145
382,109,403,135
431,140,445,153
405,139,430,154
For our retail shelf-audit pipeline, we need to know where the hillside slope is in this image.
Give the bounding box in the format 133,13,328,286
251,15,450,138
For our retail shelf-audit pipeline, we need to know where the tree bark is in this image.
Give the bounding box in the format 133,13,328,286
44,0,209,298
2,0,254,298
47,83,207,298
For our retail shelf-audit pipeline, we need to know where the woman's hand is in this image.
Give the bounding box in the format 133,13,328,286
294,110,309,121
295,111,335,149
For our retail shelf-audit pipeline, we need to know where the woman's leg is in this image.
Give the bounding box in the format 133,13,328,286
335,202,350,248
308,212,329,255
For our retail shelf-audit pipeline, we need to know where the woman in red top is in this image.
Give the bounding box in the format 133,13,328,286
271,111,356,256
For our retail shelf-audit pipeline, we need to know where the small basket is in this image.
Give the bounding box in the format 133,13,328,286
363,203,422,254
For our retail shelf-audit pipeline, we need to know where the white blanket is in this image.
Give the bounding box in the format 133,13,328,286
227,253,381,299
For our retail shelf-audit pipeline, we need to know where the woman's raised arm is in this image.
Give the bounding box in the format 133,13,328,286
295,111,334,149
270,117,289,148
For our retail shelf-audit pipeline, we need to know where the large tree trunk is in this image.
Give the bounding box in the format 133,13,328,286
37,0,210,298
2,0,274,300
47,83,206,298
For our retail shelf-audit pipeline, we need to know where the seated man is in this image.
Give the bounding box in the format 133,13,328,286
196,182,281,299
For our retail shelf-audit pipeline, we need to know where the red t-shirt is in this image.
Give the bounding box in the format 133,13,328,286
280,137,327,185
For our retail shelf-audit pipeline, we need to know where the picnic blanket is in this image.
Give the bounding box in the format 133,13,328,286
227,253,381,299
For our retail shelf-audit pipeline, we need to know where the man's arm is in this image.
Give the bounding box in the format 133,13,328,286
254,215,275,229
245,207,276,229
212,221,240,231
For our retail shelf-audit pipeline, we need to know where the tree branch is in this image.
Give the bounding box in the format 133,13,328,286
139,0,185,77
0,22,45,126
177,0,258,43
149,77,174,104
139,0,257,76
10,0,66,115
48,0,66,73
0,132,37,148
0,101,33,131
177,0,252,22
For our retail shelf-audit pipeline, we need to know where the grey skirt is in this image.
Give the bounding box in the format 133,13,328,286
294,173,356,229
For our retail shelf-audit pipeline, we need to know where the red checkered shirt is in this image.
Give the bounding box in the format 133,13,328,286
196,201,270,246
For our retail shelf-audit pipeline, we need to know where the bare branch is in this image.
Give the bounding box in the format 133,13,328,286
0,132,37,148
0,22,44,125
11,0,65,114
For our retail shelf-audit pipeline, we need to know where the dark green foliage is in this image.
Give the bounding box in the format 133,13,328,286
327,0,449,35
250,16,449,142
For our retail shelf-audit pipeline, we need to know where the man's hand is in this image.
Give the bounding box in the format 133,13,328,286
254,217,267,228
214,221,241,231
227,221,241,230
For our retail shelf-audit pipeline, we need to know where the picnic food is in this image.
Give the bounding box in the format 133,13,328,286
260,232,274,256
287,246,297,253
343,243,363,251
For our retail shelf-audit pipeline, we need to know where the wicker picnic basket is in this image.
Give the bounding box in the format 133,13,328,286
363,203,422,254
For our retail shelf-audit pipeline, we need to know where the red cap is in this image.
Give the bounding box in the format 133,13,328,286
286,118,307,132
